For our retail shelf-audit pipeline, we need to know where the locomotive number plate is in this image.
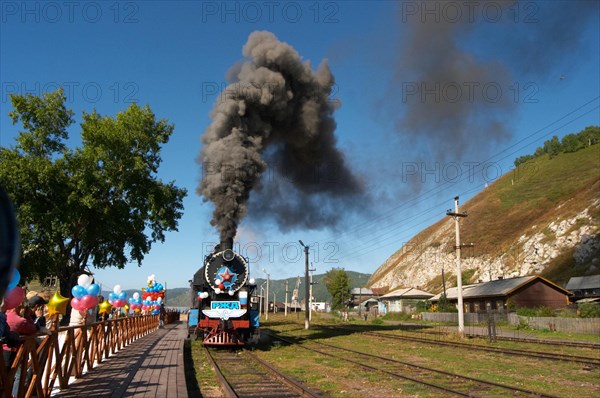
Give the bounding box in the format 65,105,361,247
211,301,241,310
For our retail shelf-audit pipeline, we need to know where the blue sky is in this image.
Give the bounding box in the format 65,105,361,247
1,1,598,292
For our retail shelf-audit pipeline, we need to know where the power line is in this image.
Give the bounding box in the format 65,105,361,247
326,98,599,262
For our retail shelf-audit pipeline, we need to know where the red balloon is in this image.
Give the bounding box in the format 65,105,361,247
71,297,83,311
80,295,98,310
4,287,25,310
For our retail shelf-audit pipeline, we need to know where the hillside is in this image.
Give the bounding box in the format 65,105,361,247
368,143,600,293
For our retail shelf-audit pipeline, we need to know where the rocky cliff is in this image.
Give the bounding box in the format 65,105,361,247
368,144,600,293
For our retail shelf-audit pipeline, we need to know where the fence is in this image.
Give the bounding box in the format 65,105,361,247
421,312,508,324
508,313,600,335
0,314,167,398
421,312,600,335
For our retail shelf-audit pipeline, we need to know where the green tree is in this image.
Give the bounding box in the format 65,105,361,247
0,89,187,322
323,268,351,310
543,136,561,158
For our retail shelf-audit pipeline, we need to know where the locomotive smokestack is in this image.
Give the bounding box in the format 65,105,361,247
221,237,233,252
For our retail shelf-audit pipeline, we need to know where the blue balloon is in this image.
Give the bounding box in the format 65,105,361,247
118,292,127,300
108,292,117,301
87,283,100,296
72,285,86,299
7,269,20,290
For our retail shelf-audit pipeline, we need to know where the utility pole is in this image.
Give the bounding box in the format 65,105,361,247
299,240,310,330
284,280,289,317
262,269,270,321
309,263,316,321
358,287,362,317
259,285,264,318
441,267,447,298
446,196,468,337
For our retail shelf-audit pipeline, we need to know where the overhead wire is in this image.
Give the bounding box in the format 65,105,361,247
322,97,600,263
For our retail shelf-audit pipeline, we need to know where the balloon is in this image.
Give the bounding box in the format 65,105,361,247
72,285,86,299
7,269,20,290
98,300,112,315
113,284,122,294
77,274,92,287
108,292,117,301
118,292,127,300
156,297,162,303
86,283,100,296
81,295,99,310
133,292,139,300
71,297,83,311
47,291,70,317
4,286,25,309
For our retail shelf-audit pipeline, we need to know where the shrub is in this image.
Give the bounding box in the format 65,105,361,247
371,318,384,325
516,306,555,317
578,303,600,318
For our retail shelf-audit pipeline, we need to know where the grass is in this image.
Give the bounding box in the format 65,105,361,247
251,314,600,397
190,340,222,396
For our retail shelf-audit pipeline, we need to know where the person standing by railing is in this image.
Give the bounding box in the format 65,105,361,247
28,295,48,333
3,299,37,397
159,304,166,328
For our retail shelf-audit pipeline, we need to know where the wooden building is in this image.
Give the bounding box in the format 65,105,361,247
350,287,384,306
430,275,571,312
380,287,434,314
566,275,600,302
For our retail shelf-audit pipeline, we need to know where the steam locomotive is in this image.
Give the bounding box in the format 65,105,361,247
189,238,259,345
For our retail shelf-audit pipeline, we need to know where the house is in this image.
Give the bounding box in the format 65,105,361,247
358,298,381,315
566,275,600,302
430,275,571,312
350,287,384,306
380,287,434,314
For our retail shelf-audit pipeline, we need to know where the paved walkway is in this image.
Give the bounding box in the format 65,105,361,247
55,321,191,398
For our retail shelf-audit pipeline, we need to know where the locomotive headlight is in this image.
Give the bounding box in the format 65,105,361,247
222,249,235,261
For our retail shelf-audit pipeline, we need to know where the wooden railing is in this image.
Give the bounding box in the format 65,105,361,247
0,315,160,398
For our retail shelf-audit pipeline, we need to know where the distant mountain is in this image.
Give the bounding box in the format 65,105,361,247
368,141,600,293
139,271,372,308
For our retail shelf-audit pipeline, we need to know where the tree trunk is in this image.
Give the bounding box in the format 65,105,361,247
58,268,80,326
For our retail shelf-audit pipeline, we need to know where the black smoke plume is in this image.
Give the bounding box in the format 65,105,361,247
392,1,597,163
197,31,363,241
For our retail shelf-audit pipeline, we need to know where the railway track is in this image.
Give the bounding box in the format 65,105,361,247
362,330,600,367
390,324,600,349
203,346,322,397
317,325,600,367
268,331,561,398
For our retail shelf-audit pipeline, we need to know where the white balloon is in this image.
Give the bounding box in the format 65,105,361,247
214,288,221,294
78,274,92,287
113,285,122,294
215,279,222,285
228,290,234,296
133,292,140,299
157,297,162,303
201,292,209,299
249,278,256,285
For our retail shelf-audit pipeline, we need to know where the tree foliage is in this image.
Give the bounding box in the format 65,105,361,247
0,89,187,319
323,267,350,310
514,126,600,167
